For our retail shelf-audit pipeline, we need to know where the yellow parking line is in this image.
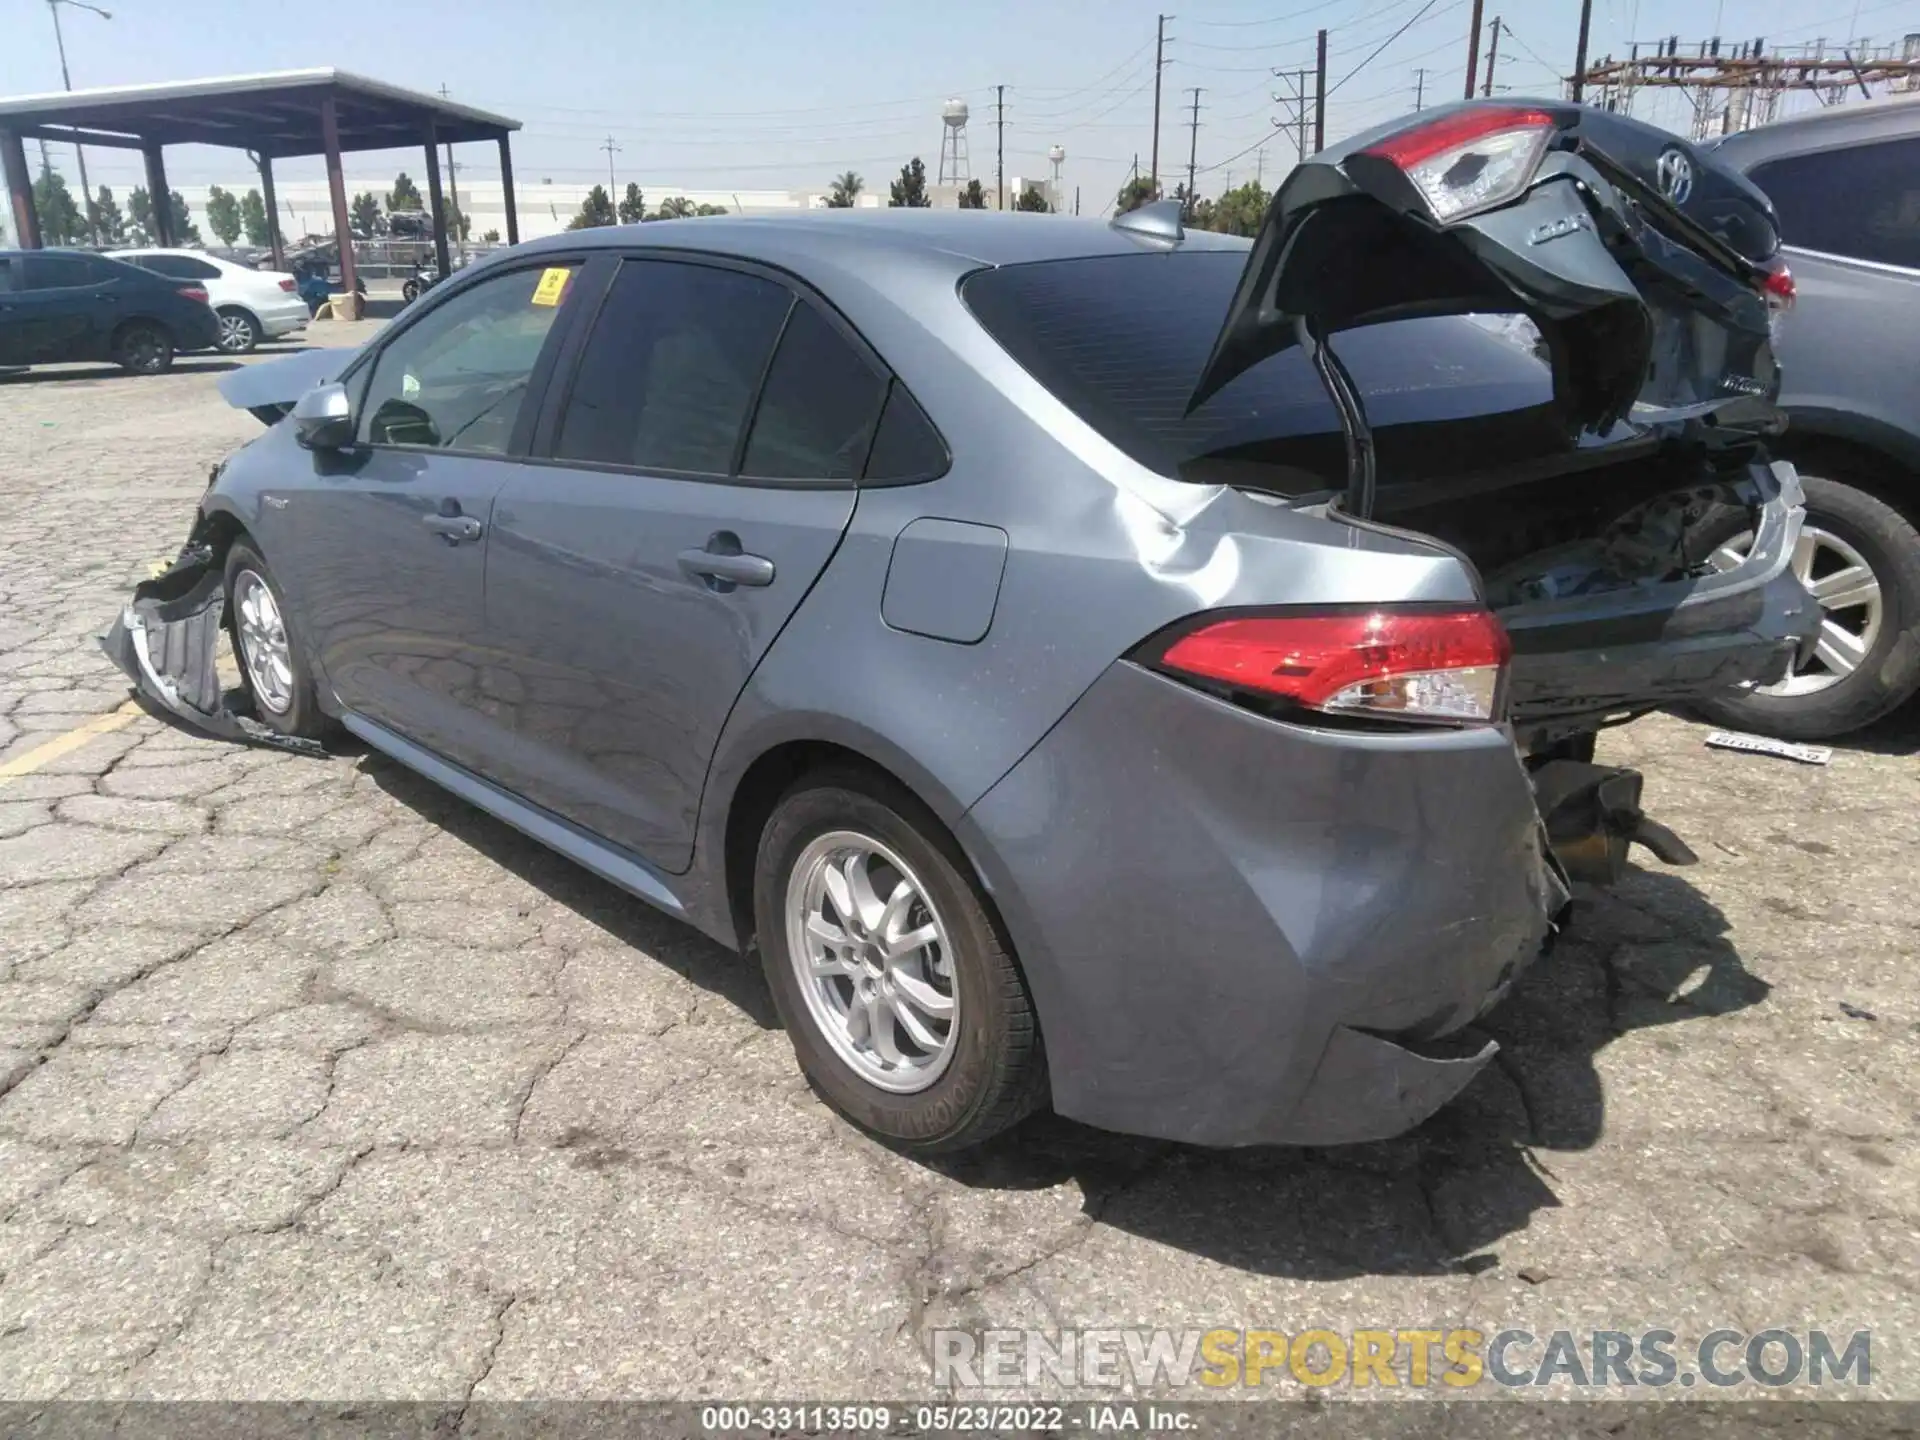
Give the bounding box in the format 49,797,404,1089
0,701,143,784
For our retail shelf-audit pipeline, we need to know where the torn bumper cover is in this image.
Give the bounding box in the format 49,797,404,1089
98,535,325,756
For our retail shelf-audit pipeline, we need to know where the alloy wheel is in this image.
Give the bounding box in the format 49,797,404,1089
1709,523,1884,697
784,830,959,1094
216,313,254,352
232,569,295,715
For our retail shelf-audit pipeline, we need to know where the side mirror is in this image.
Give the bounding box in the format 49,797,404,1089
291,382,353,450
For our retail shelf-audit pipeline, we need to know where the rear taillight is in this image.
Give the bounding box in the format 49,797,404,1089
1364,106,1557,222
278,277,297,292
177,285,209,304
1760,259,1795,310
1147,608,1511,725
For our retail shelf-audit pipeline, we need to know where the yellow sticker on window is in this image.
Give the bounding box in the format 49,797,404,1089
530,267,571,307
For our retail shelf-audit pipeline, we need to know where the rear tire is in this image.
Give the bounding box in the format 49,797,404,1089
215,308,262,354
402,279,420,302
1693,473,1920,740
223,541,333,741
112,321,174,375
752,768,1045,1153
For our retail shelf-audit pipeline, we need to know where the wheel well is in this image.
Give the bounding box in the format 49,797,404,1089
215,304,257,321
1774,433,1919,524
192,509,248,564
109,316,168,347
722,741,881,948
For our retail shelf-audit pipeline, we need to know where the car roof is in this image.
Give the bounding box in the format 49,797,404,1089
510,209,1252,272
1713,93,1920,168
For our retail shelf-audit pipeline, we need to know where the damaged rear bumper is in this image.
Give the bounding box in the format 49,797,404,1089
99,536,323,756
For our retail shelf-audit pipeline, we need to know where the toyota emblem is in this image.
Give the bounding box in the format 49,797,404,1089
1656,147,1694,204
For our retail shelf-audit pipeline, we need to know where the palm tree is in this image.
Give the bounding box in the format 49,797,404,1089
653,195,697,220
827,171,864,208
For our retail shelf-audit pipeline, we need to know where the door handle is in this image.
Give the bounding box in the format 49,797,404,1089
678,538,774,590
422,512,483,543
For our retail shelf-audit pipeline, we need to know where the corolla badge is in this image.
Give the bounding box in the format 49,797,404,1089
1655,147,1694,204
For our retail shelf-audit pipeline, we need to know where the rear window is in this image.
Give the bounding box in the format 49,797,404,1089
960,251,1558,479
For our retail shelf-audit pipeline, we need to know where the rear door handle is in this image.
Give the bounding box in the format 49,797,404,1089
422,513,483,543
678,540,774,590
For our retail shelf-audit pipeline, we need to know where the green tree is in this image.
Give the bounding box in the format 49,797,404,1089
1114,175,1158,214
617,182,646,224
652,195,696,220
455,209,472,241
956,178,987,210
349,191,382,235
32,164,85,246
240,189,271,247
169,191,203,245
127,185,152,240
92,186,126,245
889,157,929,207
481,228,500,242
1198,179,1269,237
694,203,728,216
388,172,423,212
565,184,617,230
1014,184,1051,213
826,170,863,208
205,185,243,245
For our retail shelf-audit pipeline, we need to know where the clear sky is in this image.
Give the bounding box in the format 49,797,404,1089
4,0,1915,214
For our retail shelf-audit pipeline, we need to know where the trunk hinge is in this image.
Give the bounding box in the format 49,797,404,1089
1295,314,1377,520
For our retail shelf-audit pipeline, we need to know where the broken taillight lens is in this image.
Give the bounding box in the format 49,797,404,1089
177,285,209,305
1364,106,1557,222
1147,608,1512,725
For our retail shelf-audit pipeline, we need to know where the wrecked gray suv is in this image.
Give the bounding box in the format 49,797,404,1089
106,102,1815,1153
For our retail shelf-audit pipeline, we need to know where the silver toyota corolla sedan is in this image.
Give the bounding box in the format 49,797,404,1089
107,101,1818,1152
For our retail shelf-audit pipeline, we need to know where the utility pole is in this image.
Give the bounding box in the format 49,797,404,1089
46,0,109,243
1415,67,1427,110
1074,184,1080,216
1571,0,1595,101
1150,14,1172,198
1483,17,1502,97
1465,0,1485,98
995,85,1006,210
600,136,620,196
439,84,465,263
1184,87,1202,218
1314,28,1328,154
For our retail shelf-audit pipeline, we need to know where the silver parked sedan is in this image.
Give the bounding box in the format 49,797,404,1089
108,101,1817,1152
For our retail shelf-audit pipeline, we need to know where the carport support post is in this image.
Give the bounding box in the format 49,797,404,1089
1,129,40,249
423,128,452,281
319,96,358,312
497,135,519,245
142,142,174,247
258,154,285,271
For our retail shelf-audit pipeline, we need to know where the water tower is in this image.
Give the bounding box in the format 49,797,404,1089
1048,145,1066,210
939,99,972,184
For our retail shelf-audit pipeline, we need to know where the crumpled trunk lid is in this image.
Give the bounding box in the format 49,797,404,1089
1188,100,1784,444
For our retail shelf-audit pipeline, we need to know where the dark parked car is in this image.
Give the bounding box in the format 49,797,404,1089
1697,96,1920,738
108,102,1815,1152
0,248,222,374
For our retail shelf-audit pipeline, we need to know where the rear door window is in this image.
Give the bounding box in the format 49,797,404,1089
133,254,221,281
553,258,791,474
740,300,888,481
1750,137,1920,271
357,262,580,455
862,383,949,482
20,253,103,291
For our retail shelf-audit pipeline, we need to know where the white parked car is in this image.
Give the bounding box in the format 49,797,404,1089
111,248,308,354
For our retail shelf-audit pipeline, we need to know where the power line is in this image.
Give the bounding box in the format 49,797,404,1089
1326,0,1443,97
1185,0,1352,28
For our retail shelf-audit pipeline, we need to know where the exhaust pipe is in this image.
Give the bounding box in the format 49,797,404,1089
1530,760,1698,886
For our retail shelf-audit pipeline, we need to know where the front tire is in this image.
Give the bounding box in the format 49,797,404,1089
223,541,332,741
1694,472,1920,740
753,769,1045,1152
215,308,262,354
112,321,174,375
402,279,420,302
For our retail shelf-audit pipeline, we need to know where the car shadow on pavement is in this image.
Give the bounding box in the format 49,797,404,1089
0,358,243,385
1826,700,1920,758
352,741,1766,1279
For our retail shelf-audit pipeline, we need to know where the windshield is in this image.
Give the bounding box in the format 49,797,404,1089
962,251,1562,484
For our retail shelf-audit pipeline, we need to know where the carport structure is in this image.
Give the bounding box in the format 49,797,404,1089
0,69,521,298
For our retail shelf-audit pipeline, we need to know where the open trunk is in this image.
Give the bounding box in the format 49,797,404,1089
1178,99,1819,747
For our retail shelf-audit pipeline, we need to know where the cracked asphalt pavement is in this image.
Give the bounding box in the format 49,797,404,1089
1,336,1918,1406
